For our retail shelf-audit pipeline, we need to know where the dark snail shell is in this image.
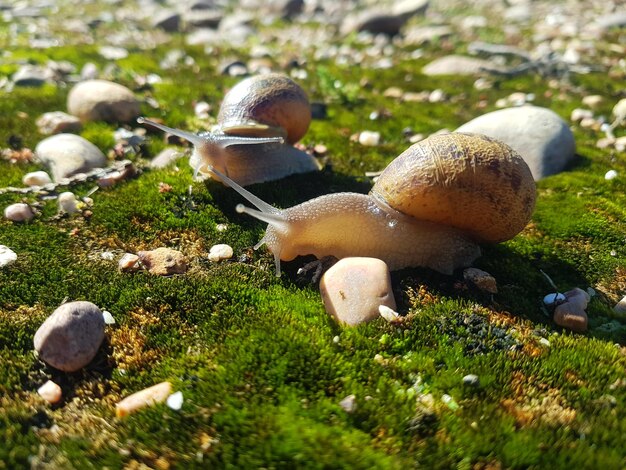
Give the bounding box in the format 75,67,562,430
370,132,536,243
217,73,311,144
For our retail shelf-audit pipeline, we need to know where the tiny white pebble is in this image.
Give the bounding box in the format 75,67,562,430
166,391,184,410
373,354,384,364
102,310,116,325
58,192,79,214
610,250,617,256
215,223,228,232
379,305,399,322
0,245,18,268
100,251,115,261
4,203,34,222
605,170,618,180
22,171,52,187
539,338,551,347
428,89,446,103
37,380,62,404
358,130,381,147
208,244,233,262
543,292,566,306
194,101,211,119
332,335,340,344
571,108,593,122
339,394,356,413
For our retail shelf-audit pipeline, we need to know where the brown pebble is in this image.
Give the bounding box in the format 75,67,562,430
137,247,188,275
37,380,62,404
116,381,173,418
463,267,497,294
553,288,590,332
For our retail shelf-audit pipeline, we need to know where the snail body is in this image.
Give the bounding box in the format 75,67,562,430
212,132,536,276
140,74,320,186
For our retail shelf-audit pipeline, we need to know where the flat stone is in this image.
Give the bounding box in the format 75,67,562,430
116,381,173,418
36,111,82,135
35,133,107,182
422,55,499,76
456,106,576,180
137,247,188,275
33,301,106,372
319,257,396,326
67,79,140,123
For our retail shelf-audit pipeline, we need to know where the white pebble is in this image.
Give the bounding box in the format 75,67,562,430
207,244,234,262
100,251,115,261
4,203,34,222
543,292,566,306
37,380,62,404
58,192,80,213
539,338,551,347
358,130,381,146
339,394,356,413
166,391,184,410
102,310,116,325
379,305,399,322
215,223,228,232
332,335,340,344
0,245,17,267
428,89,446,103
22,171,52,187
605,170,618,180
571,108,593,122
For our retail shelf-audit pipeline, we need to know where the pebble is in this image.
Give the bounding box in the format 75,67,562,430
33,301,106,372
341,0,428,36
319,257,396,326
118,253,141,272
582,95,604,109
11,64,49,87
462,374,480,387
553,288,589,332
358,130,381,146
456,106,576,180
543,292,566,307
37,380,63,404
613,99,626,123
0,246,18,268
22,171,52,187
613,296,626,318
153,10,181,32
605,170,618,181
58,192,80,214
35,133,107,182
102,310,116,325
67,79,140,123
463,268,497,294
116,381,173,418
4,203,35,222
339,394,357,413
379,305,400,323
422,55,499,76
97,164,136,188
150,148,182,169
35,111,82,135
137,247,188,275
208,244,234,262
571,108,594,122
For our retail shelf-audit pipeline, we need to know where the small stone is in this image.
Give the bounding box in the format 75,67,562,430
116,381,173,418
33,301,105,372
332,335,340,344
319,257,396,326
605,170,618,180
194,101,211,119
207,244,234,262
102,311,116,325
379,305,400,323
463,268,497,294
36,111,82,135
22,171,52,187
67,79,140,123
613,99,626,123
119,253,141,272
571,108,594,122
166,391,184,410
358,130,381,147
216,223,228,232
428,89,446,103
137,248,188,275
4,203,35,222
553,288,589,332
582,95,604,109
0,245,18,268
543,292,566,306
339,394,356,413
539,337,551,347
37,380,62,404
58,192,80,214
462,374,480,387
613,296,626,318
35,133,107,182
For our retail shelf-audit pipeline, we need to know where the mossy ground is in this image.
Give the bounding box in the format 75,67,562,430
1,2,626,469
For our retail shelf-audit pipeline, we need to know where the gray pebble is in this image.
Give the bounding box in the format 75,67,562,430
36,111,82,135
67,79,140,123
35,133,107,182
462,374,480,387
456,106,576,180
33,301,105,372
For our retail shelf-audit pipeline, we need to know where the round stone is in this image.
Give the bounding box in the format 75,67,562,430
456,106,576,180
4,203,35,222
33,301,106,372
35,133,107,182
67,79,140,123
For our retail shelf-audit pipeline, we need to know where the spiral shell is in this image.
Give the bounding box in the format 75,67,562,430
370,132,536,243
217,73,311,144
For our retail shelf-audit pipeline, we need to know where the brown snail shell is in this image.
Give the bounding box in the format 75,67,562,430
370,132,536,243
217,73,311,144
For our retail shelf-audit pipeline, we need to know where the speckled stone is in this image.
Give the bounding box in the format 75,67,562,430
320,257,396,326
137,247,188,275
33,301,105,372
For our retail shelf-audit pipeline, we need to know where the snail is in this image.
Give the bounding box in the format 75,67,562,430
204,132,537,276
139,73,321,186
